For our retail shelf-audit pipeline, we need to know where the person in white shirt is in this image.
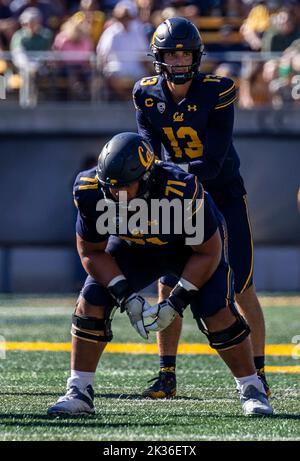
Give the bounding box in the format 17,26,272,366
96,0,151,99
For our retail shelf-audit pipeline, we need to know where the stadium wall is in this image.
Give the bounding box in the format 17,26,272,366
0,104,299,292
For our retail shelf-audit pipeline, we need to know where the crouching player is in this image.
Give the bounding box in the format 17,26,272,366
47,132,272,417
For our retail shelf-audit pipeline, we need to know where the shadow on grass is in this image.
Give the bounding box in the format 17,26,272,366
0,413,175,429
0,391,205,401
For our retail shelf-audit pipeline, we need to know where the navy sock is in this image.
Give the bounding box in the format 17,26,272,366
159,356,176,372
254,356,265,370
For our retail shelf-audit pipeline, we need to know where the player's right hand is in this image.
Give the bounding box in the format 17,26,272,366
124,294,150,340
143,299,178,332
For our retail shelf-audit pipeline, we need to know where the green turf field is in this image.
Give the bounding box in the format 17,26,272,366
0,294,299,441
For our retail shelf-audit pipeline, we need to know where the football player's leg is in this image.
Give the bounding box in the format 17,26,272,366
47,278,115,417
192,263,272,416
201,305,272,416
143,278,181,398
157,280,182,360
222,195,269,394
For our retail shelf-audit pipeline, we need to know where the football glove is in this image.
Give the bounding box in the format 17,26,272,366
123,293,150,340
143,298,178,332
143,278,199,332
108,276,149,339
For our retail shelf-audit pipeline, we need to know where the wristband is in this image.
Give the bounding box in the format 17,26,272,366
169,278,199,316
108,276,134,312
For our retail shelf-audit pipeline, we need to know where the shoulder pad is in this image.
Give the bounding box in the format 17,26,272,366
133,76,160,110
73,168,101,214
214,77,237,110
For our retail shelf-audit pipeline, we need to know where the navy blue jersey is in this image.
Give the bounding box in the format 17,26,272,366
133,73,246,196
73,161,220,247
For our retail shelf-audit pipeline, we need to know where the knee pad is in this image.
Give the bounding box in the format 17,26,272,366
71,308,115,343
196,302,251,351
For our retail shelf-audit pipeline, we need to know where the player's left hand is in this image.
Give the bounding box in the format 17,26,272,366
124,294,151,340
143,299,178,332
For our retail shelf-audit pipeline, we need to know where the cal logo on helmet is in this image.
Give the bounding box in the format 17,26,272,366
138,141,154,170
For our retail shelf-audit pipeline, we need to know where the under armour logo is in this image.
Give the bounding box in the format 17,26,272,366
188,104,197,112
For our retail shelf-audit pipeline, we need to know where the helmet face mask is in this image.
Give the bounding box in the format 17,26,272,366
151,17,204,85
97,133,155,206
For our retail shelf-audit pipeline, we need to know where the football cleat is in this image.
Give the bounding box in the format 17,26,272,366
142,371,176,399
257,367,271,397
240,384,273,416
47,385,95,417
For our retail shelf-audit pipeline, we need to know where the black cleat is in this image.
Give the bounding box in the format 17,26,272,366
142,371,176,399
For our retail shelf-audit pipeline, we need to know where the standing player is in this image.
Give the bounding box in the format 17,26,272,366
47,132,272,417
133,17,270,398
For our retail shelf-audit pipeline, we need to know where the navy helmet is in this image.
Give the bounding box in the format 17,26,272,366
151,17,204,85
97,132,155,199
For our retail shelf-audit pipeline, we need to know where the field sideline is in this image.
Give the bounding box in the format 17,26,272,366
0,294,299,441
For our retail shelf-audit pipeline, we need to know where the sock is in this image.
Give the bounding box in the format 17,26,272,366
234,372,265,394
67,370,95,391
159,356,176,373
254,356,265,371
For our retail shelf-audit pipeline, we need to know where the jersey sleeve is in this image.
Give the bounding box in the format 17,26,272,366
132,81,162,158
73,174,108,243
188,78,236,181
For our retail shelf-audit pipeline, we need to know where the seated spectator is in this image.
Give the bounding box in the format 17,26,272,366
70,0,106,49
96,0,151,100
240,1,271,50
10,0,65,32
0,0,18,50
53,19,94,100
264,46,300,107
10,7,53,61
262,7,300,52
10,7,53,106
238,59,272,108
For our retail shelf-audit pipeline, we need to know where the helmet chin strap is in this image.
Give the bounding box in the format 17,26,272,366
162,63,196,85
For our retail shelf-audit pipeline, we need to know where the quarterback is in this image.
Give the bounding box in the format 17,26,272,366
133,17,269,399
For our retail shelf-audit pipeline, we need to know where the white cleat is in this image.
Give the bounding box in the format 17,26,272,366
240,384,273,416
47,385,95,417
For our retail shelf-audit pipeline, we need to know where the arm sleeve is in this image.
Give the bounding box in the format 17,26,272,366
188,83,236,181
73,181,108,243
135,109,162,158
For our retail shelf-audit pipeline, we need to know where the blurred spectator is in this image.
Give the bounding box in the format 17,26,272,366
53,19,94,99
96,0,151,100
0,0,17,50
262,7,300,51
10,8,53,56
10,7,53,106
135,0,160,41
263,45,300,107
10,0,65,31
239,60,272,108
240,1,271,50
69,0,106,49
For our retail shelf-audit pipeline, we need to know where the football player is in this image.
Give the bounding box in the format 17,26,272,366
133,17,270,399
47,132,272,417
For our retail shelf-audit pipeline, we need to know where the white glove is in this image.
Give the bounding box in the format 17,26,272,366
124,294,151,340
143,299,178,332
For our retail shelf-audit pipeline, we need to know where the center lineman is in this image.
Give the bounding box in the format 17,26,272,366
47,132,272,417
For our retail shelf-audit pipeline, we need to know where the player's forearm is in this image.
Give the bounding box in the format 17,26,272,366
80,251,123,287
181,251,221,289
